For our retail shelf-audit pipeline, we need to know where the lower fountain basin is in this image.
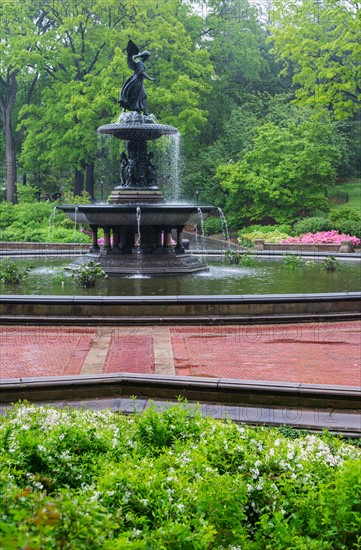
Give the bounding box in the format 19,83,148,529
58,204,218,226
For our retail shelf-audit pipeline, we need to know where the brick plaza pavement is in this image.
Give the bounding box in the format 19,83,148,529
0,321,360,386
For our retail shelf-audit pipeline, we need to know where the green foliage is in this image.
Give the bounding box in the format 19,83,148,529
225,250,257,266
16,183,40,204
217,112,342,223
328,206,361,224
62,191,92,205
224,250,242,265
336,220,361,241
283,253,304,270
238,224,292,247
269,0,361,120
239,223,293,236
71,261,107,288
293,217,334,236
203,216,223,236
322,255,340,272
19,0,214,187
328,181,361,212
0,201,91,243
1,403,361,549
52,269,67,286
294,211,361,240
0,258,29,284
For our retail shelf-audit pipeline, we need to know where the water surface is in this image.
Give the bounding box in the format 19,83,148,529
1,257,359,296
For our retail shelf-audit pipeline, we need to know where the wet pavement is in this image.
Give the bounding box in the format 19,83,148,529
1,321,360,387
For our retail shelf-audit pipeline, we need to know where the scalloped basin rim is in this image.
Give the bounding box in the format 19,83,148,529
97,122,178,140
57,204,218,226
58,205,217,212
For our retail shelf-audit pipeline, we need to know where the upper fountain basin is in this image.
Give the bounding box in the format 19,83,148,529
97,122,178,141
58,204,218,226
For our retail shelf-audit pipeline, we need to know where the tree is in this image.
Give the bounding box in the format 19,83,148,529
216,111,343,225
0,0,45,202
269,0,361,120
19,0,214,198
199,0,269,141
181,93,302,205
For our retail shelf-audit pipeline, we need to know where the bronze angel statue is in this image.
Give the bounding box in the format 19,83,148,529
119,40,155,114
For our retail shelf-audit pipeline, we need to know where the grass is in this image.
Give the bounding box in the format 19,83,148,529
329,180,361,211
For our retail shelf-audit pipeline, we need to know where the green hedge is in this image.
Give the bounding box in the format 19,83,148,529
0,202,91,243
293,217,334,235
1,403,360,549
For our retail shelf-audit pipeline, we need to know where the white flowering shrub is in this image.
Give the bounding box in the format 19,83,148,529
0,402,360,549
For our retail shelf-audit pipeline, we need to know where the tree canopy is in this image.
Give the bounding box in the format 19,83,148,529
0,0,359,218
269,0,361,119
216,111,343,224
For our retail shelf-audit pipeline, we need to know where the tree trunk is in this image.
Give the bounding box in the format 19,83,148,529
85,162,95,201
74,168,84,196
4,116,17,204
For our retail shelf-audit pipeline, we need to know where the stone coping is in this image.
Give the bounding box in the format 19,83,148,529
1,292,359,324
2,373,360,408
1,291,360,304
1,374,360,434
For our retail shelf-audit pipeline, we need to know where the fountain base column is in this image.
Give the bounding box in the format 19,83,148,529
175,226,185,254
90,225,100,253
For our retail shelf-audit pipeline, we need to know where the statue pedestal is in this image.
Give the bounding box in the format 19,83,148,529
109,188,165,204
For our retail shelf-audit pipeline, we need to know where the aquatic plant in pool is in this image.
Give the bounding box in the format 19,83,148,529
0,258,29,285
72,261,108,288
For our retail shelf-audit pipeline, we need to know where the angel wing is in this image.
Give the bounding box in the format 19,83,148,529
126,40,140,71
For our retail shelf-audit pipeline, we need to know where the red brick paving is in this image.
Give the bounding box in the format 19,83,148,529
103,335,154,374
0,322,360,386
171,322,361,386
0,326,96,378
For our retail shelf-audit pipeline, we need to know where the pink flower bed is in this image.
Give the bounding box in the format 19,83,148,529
281,230,360,247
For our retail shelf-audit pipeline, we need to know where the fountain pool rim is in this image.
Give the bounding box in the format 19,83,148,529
1,249,360,322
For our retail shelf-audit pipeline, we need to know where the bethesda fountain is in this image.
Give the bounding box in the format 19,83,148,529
59,40,218,275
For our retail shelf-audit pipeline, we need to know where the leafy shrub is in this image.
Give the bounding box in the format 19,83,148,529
1,403,360,549
0,258,29,284
48,227,91,244
62,190,92,204
336,220,361,240
0,202,16,228
203,216,223,236
16,183,41,203
238,224,292,245
293,217,333,235
239,229,291,245
0,201,92,243
239,224,292,235
328,206,361,224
